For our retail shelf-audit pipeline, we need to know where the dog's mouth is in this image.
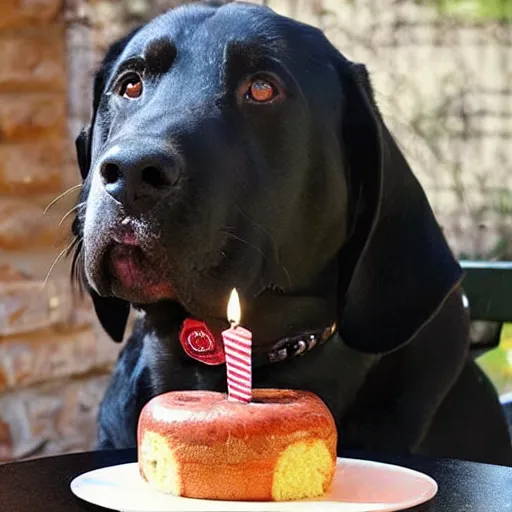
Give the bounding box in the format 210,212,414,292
107,244,175,302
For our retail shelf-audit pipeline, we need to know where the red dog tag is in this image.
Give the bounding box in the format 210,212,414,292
179,319,225,365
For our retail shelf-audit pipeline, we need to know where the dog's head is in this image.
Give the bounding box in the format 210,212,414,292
72,1,461,352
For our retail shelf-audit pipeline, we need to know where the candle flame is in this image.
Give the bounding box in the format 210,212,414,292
227,288,241,326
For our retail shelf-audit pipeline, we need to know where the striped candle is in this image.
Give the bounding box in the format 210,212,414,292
222,289,253,403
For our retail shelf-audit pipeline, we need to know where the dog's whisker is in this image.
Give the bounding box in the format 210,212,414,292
44,239,78,289
221,230,269,262
58,202,86,228
280,264,292,289
235,205,275,245
43,184,82,215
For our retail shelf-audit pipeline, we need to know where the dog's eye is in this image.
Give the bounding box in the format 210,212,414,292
246,79,277,103
118,75,143,99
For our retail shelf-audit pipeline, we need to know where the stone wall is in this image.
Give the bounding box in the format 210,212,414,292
0,0,118,462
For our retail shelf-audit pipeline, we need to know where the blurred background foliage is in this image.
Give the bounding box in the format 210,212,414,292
424,0,512,21
479,324,512,395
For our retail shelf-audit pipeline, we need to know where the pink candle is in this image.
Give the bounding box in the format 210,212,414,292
221,289,253,403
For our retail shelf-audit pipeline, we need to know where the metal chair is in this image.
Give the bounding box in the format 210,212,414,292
461,260,512,436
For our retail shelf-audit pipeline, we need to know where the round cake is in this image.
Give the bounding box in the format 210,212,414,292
137,388,337,501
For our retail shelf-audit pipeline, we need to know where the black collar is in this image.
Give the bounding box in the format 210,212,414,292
254,322,337,366
178,316,337,367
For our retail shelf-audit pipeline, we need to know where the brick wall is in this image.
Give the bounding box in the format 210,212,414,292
0,0,118,462
0,0,240,464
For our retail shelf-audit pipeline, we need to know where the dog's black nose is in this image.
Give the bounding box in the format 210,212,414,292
99,145,179,211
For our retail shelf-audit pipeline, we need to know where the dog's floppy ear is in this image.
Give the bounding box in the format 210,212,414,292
89,288,131,343
72,30,141,343
336,61,463,354
75,126,90,180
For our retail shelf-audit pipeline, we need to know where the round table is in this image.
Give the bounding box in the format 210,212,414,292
0,449,511,511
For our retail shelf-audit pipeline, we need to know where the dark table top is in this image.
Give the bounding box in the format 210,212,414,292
0,449,511,512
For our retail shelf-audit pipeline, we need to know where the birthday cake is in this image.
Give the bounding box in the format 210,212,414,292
137,389,337,501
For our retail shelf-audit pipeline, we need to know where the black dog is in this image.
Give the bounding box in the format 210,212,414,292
71,1,512,465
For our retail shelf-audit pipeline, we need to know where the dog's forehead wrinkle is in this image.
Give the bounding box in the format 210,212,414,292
135,3,286,61
143,36,176,74
111,7,313,96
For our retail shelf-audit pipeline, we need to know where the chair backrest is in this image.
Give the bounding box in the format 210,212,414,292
460,261,512,354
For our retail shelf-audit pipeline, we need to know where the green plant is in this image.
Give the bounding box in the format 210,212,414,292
422,0,512,21
477,324,512,395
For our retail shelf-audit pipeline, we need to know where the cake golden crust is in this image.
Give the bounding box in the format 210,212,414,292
137,389,337,501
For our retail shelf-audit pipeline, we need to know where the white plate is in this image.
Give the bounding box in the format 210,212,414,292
70,458,437,512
